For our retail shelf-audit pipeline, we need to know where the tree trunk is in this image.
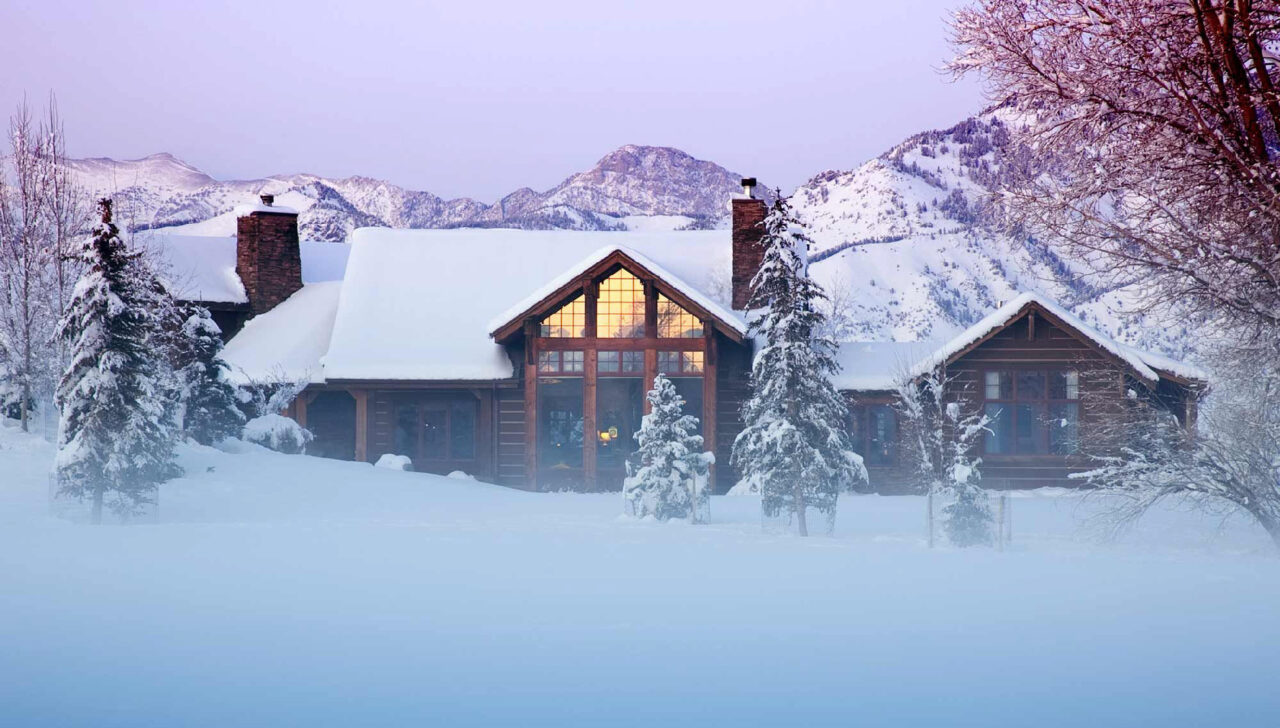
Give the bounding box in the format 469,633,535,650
794,479,808,537
1255,510,1280,552
91,486,103,525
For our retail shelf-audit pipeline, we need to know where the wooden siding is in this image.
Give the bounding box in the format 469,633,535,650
849,308,1199,493
713,333,752,493
496,384,527,488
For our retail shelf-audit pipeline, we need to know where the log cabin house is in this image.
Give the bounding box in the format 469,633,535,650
149,186,1205,493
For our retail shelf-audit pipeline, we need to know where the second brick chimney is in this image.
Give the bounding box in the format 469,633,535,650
731,178,767,310
236,194,302,315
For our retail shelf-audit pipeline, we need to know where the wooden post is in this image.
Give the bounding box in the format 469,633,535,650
703,327,718,492
583,348,598,491
643,349,657,414
294,391,310,429
353,389,369,462
524,361,538,492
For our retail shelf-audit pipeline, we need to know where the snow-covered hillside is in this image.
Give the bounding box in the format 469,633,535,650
794,107,1199,357
70,146,750,241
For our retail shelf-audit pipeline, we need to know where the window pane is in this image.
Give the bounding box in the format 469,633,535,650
1014,403,1046,454
681,351,704,374
394,405,417,457
538,377,584,480
422,410,447,459
867,405,896,465
1049,402,1079,454
1049,371,1079,400
597,269,646,338
598,351,619,373
658,351,680,374
657,294,703,338
541,295,585,338
1016,371,1046,400
621,351,644,373
671,377,704,427
985,371,1011,399
537,351,559,373
597,377,645,473
450,401,476,460
985,403,1012,454
562,351,584,373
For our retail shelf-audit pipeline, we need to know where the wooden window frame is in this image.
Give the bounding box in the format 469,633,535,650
395,397,479,464
981,368,1080,457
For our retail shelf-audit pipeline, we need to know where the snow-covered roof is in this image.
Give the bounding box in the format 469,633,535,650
833,293,1206,392
233,202,299,216
221,282,342,385
322,228,734,381
141,234,349,304
831,341,939,391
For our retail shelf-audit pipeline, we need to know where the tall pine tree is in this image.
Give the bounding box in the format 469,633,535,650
174,304,244,445
731,195,866,536
55,199,180,523
623,373,714,522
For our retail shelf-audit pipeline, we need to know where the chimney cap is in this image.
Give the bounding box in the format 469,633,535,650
740,177,757,198
260,193,275,206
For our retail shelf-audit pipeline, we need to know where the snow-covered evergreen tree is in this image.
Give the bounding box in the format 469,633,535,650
895,367,993,547
731,194,867,536
174,304,244,445
54,199,181,523
623,373,714,522
940,401,993,547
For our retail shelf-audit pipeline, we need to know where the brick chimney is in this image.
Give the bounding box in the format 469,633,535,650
236,194,302,315
731,178,767,310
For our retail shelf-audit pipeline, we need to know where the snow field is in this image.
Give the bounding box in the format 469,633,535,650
1,423,1276,727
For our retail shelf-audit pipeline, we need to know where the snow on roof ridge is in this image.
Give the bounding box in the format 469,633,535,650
233,203,299,216
484,244,745,337
916,292,1164,383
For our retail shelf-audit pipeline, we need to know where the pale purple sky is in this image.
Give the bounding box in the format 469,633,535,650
2,0,982,201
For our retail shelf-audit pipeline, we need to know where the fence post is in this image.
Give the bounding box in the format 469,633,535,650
996,494,1006,551
927,490,935,548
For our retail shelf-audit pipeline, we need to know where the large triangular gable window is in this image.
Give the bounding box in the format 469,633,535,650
541,294,585,338
597,269,646,338
657,294,702,339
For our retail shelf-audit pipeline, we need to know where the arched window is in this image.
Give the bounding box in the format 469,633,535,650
657,294,703,338
541,294,585,338
597,269,646,338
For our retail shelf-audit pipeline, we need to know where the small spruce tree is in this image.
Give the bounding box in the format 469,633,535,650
940,401,993,547
623,374,714,521
174,304,244,445
731,194,867,536
54,199,181,523
895,368,993,547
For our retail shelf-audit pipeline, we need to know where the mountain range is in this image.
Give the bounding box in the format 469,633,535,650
70,109,1197,357
69,145,755,241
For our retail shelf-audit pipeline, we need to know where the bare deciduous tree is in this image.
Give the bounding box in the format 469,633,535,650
0,96,89,431
1076,346,1280,549
950,1,1280,337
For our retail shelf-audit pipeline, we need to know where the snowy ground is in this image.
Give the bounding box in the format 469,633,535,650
1,421,1277,727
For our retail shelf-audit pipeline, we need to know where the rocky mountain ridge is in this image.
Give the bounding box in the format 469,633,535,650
69,145,753,241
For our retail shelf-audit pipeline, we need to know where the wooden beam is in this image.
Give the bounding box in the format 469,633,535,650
643,349,657,414
352,389,369,462
643,278,658,339
583,349,598,492
294,393,308,429
1028,311,1036,341
524,359,538,491
703,330,718,492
